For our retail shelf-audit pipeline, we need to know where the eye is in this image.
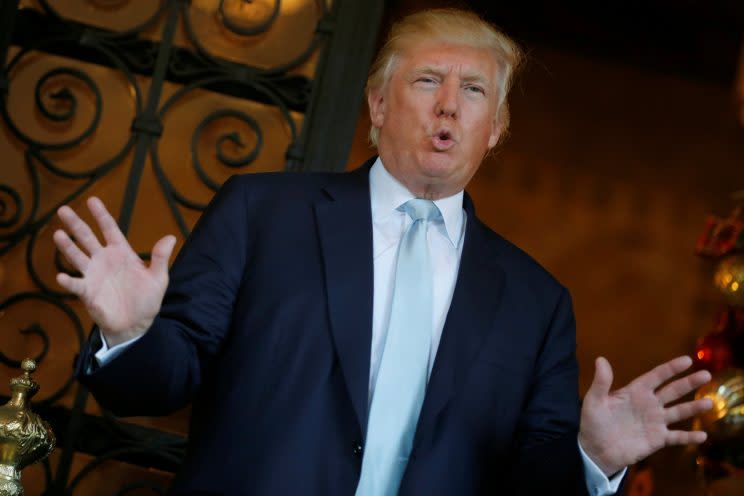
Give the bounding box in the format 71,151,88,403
464,85,485,95
414,76,438,85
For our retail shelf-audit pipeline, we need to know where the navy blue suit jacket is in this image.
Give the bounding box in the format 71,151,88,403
76,159,588,495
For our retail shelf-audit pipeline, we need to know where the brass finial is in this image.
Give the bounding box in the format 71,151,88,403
20,360,34,375
0,358,55,495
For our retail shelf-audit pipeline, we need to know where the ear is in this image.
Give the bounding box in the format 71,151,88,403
368,90,385,129
487,119,503,149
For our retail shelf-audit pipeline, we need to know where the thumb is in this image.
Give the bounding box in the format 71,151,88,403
586,356,614,400
150,235,177,275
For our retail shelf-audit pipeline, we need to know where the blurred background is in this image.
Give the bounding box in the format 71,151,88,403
1,0,743,494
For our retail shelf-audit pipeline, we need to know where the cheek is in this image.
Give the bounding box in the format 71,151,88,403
390,109,426,142
399,92,432,119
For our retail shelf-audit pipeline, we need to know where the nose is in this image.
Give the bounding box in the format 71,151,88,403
435,78,458,118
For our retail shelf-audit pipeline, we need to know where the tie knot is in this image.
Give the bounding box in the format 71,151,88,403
399,198,442,223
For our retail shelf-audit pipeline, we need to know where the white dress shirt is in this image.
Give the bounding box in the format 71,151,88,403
368,157,465,400
96,157,624,494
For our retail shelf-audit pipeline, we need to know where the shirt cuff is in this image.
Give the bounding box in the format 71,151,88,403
93,331,143,368
578,438,627,496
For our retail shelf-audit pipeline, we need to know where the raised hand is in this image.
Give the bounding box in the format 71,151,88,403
54,197,177,347
579,355,713,477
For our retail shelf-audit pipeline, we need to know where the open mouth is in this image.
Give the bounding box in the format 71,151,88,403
432,130,455,150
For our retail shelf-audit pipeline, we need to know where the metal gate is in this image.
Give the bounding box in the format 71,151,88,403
0,0,383,493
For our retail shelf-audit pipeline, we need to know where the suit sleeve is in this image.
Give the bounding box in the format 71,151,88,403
75,175,251,416
508,287,591,496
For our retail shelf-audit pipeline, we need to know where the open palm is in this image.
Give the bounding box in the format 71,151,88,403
54,197,176,346
579,356,712,477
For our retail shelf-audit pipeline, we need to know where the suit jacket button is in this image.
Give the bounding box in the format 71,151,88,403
353,442,363,457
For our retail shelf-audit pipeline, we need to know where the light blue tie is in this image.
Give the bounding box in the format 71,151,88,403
356,199,442,496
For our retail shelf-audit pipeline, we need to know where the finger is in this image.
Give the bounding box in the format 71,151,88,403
656,369,712,404
56,272,85,296
53,229,89,272
665,429,707,446
57,204,103,255
586,356,613,400
87,197,127,246
665,397,713,424
634,356,694,391
149,235,177,275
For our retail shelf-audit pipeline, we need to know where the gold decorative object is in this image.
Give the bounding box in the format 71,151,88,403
0,359,55,496
714,255,744,308
695,369,744,440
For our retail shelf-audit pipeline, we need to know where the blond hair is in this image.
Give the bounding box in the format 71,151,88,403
366,8,524,147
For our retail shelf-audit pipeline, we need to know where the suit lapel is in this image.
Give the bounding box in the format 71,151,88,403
314,162,375,435
314,171,505,443
413,194,505,449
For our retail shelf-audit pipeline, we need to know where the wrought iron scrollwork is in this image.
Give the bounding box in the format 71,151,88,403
67,447,175,494
0,292,84,406
149,70,300,236
191,109,264,189
37,0,167,40
218,0,282,37
0,323,49,368
2,39,142,167
0,185,22,228
65,408,186,493
0,37,141,277
2,2,302,490
181,0,329,77
33,67,102,150
1,0,382,493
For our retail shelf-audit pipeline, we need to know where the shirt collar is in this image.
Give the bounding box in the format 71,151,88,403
369,157,464,248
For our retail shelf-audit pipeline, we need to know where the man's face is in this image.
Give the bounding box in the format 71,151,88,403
368,41,503,199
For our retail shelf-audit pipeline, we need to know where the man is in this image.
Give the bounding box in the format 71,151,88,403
55,8,712,495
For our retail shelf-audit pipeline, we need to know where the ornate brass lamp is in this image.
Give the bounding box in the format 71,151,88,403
0,359,55,496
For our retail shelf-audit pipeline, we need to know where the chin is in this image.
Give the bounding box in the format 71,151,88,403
417,154,461,178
